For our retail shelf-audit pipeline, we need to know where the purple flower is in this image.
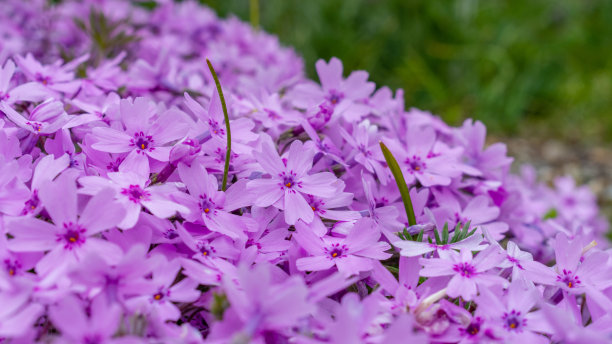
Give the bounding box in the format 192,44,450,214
79,170,189,229
176,161,255,240
475,282,551,343
0,99,68,135
90,97,189,170
419,246,507,300
294,218,391,276
7,173,125,275
248,138,341,225
49,294,123,343
208,263,314,342
340,120,389,184
126,258,199,321
524,233,612,309
383,125,463,187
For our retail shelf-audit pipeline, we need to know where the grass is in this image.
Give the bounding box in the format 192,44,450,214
204,0,612,142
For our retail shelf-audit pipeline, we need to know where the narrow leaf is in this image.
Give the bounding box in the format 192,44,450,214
433,228,442,245
416,228,425,242
459,221,471,240
442,223,449,244
451,222,462,243
379,141,416,226
207,59,232,191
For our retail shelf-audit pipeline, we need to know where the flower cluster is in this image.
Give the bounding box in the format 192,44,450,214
0,0,610,343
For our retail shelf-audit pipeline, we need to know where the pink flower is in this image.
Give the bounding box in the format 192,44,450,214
248,138,341,225
7,173,125,275
419,246,507,300
294,218,391,276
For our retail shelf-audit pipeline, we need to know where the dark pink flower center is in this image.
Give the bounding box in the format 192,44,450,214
199,195,216,215
4,258,21,276
557,269,581,288
279,171,301,192
35,73,51,85
264,108,280,120
164,228,178,240
130,131,154,152
26,121,43,133
209,119,225,136
502,310,526,332
198,243,216,257
57,222,86,250
153,288,168,302
21,190,40,214
405,155,426,174
325,243,348,259
466,322,480,336
453,262,476,277
326,89,344,105
121,185,151,203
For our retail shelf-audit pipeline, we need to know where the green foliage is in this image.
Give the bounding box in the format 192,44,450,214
397,221,475,245
210,292,229,320
205,0,612,141
73,10,139,65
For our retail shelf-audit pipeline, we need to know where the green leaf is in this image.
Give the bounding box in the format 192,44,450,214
207,59,232,191
441,223,449,244
543,208,558,220
433,228,442,245
458,221,471,241
451,222,462,243
210,292,229,321
416,228,425,242
379,141,416,226
384,265,399,274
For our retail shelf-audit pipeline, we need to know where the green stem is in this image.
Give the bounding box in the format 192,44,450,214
380,141,416,226
206,59,231,191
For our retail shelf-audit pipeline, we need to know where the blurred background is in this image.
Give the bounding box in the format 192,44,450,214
203,0,612,221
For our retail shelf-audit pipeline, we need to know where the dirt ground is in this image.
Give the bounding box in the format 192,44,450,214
497,136,612,223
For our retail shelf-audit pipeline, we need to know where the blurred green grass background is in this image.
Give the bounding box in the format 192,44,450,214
204,0,612,142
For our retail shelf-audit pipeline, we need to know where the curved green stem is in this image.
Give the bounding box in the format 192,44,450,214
380,141,416,226
206,59,231,191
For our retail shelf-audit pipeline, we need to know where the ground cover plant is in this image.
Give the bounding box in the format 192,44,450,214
0,1,611,343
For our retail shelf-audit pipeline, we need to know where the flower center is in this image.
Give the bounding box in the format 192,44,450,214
557,269,581,288
21,190,40,214
164,229,178,240
121,185,151,204
466,322,480,335
209,119,225,136
199,195,215,215
130,131,153,152
35,73,51,85
26,121,43,132
279,171,299,191
198,243,216,257
326,243,347,259
264,108,281,120
153,290,165,301
502,310,526,332
452,262,477,278
4,259,21,277
405,155,426,173
327,90,344,105
57,222,86,250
